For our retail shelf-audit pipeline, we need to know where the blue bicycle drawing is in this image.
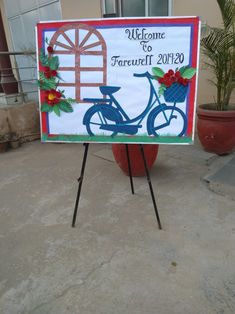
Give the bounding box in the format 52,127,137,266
83,71,187,137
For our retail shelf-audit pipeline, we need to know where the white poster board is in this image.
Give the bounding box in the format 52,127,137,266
37,17,200,144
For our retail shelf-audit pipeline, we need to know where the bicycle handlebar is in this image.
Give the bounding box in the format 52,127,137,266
133,71,154,79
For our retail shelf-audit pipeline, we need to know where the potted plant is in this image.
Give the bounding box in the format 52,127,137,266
197,0,235,155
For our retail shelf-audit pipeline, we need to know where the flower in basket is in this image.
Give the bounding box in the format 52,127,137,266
38,42,75,117
152,66,196,103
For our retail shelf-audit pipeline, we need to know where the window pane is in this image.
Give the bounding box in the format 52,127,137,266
122,0,145,17
39,2,62,21
22,10,39,48
4,0,21,18
149,0,168,16
9,17,26,51
105,0,116,14
19,0,37,12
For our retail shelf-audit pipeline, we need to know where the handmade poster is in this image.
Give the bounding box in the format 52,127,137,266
36,17,200,144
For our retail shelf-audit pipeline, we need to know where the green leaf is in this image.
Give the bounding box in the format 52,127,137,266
179,65,189,75
56,73,63,81
181,68,196,79
41,103,53,112
152,67,165,78
39,49,49,66
40,81,57,90
38,73,57,90
53,105,61,116
48,56,59,70
59,101,73,113
158,85,166,96
66,98,76,104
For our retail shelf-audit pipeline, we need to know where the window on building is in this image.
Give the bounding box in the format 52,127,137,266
3,0,62,100
102,0,171,17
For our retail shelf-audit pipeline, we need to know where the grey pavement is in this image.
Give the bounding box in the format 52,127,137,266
0,140,235,314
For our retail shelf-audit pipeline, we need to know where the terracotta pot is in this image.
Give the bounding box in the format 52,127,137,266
0,141,9,153
197,104,235,155
112,144,159,177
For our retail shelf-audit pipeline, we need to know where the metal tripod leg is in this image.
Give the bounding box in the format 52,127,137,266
139,144,162,230
125,144,135,194
72,143,89,227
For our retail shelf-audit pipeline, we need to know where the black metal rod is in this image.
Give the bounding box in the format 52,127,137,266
125,144,135,194
72,143,89,227
139,144,162,230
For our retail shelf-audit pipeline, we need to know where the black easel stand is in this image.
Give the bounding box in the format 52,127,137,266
72,143,162,230
139,144,162,229
72,143,89,227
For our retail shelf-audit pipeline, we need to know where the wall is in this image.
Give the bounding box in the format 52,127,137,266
173,0,223,105
60,0,101,19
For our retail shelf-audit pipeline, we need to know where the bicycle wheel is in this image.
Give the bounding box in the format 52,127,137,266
147,106,187,137
83,104,123,136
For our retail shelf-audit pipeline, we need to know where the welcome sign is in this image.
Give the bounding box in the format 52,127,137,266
36,17,200,144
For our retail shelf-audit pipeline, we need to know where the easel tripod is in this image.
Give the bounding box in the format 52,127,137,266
72,143,162,230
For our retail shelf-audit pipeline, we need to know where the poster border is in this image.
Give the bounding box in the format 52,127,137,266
36,16,200,145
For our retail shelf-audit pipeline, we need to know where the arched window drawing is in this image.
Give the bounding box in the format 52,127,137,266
49,23,107,102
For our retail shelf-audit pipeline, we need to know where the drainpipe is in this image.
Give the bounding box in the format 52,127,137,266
0,9,18,94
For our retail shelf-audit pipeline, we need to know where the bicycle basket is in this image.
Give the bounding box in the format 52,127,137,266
164,83,188,103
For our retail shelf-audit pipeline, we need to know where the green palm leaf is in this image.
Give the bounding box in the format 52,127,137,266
201,0,235,109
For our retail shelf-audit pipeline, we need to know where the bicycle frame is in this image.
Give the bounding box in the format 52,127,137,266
106,72,165,125
83,71,187,138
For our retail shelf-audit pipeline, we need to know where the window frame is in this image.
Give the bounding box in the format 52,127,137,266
101,0,172,17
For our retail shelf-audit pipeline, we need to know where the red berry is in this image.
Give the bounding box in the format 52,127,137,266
183,78,189,86
44,66,50,72
175,71,181,78
47,46,53,53
178,77,184,84
165,79,171,87
168,69,174,76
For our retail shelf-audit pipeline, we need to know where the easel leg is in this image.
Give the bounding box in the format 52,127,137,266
72,143,89,228
139,144,162,230
125,144,135,194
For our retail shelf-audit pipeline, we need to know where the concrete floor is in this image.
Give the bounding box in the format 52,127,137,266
0,140,235,314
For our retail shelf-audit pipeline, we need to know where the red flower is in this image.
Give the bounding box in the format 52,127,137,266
51,70,57,77
47,46,53,53
44,71,52,79
44,68,57,79
55,91,62,98
45,89,62,106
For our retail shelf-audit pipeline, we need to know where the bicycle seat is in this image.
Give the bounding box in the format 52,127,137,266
100,86,121,95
